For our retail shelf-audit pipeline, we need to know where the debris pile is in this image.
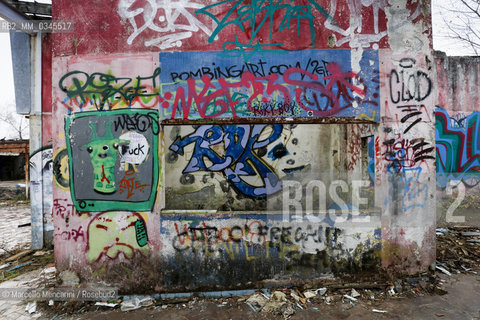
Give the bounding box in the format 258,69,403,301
35,268,465,319
240,278,445,318
0,249,54,282
436,227,480,275
23,265,56,288
13,227,480,318
246,291,296,318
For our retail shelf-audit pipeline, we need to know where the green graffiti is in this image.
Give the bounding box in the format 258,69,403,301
84,121,128,194
65,109,159,212
135,219,148,247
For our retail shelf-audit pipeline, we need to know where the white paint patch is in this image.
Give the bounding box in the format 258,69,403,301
350,47,364,109
386,0,429,54
120,132,150,165
325,0,388,48
160,216,380,256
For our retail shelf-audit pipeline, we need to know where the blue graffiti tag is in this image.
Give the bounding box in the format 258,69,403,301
368,136,375,183
170,124,283,198
385,153,428,212
436,107,480,188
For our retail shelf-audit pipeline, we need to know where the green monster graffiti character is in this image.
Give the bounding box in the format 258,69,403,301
84,121,127,194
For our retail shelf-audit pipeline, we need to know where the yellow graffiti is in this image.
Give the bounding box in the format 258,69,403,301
357,111,376,121
52,146,70,191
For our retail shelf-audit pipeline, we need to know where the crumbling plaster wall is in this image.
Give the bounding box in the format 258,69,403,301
49,0,436,292
435,53,480,224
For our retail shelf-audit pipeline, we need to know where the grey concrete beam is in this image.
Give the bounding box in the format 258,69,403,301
9,31,31,115
4,0,51,18
0,0,29,22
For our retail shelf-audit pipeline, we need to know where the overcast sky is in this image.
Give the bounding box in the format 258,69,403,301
0,31,20,139
0,0,476,138
0,31,14,106
431,0,478,56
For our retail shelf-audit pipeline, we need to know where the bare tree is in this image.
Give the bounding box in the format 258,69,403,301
0,105,29,140
437,0,480,55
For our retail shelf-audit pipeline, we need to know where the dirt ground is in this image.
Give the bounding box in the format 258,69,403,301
34,270,479,320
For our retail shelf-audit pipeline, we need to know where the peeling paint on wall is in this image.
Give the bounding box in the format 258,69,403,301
49,0,436,291
435,55,480,223
159,49,380,121
159,213,382,288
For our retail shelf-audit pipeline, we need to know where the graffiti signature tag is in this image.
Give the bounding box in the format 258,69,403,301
170,124,283,197
119,170,151,199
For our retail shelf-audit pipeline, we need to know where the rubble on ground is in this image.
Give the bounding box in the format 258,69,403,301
436,226,480,275
35,273,451,319
0,249,54,282
4,226,480,319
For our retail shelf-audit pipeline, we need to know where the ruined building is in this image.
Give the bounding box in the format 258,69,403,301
7,0,467,292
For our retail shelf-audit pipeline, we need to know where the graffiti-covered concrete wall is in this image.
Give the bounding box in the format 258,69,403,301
30,33,54,249
49,0,436,292
435,53,480,224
